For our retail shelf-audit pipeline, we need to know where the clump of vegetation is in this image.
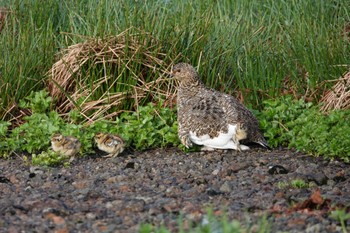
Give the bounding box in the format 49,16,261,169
0,91,179,166
47,28,177,121
277,179,312,189
330,208,350,233
31,151,70,167
1,0,349,120
139,210,270,233
1,1,349,164
320,71,350,113
1,91,350,165
257,96,350,162
114,103,180,150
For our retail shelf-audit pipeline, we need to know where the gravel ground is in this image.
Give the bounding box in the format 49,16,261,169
0,147,349,233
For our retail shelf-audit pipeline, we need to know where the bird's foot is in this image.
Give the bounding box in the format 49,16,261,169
102,153,113,158
239,144,250,151
201,146,215,151
180,136,193,148
68,156,75,163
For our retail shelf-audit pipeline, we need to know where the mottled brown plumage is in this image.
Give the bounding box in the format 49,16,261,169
94,132,125,158
51,133,81,157
172,62,269,151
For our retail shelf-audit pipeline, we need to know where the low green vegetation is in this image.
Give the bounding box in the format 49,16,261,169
277,179,312,189
257,96,350,162
1,91,350,165
31,151,70,167
330,208,350,233
1,1,349,232
0,91,179,166
1,0,349,163
139,211,270,233
1,0,349,119
114,103,179,150
290,179,310,189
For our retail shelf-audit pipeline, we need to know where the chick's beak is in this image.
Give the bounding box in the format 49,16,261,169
169,69,175,78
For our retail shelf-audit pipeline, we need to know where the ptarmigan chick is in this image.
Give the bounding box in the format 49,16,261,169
51,133,81,157
172,62,269,151
94,132,125,158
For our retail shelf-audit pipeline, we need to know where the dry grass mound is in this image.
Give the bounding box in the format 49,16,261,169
320,70,350,113
47,28,178,122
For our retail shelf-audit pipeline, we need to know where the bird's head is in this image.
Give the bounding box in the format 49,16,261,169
171,63,203,88
51,133,63,143
94,132,105,143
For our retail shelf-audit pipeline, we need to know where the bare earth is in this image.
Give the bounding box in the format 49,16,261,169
0,147,349,233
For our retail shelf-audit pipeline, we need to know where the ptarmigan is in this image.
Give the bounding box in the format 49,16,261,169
172,62,269,151
94,132,125,158
51,133,81,157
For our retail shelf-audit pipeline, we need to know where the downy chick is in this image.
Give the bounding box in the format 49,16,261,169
94,132,125,158
51,133,81,159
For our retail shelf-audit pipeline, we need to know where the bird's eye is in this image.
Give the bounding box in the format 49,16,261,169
173,68,181,74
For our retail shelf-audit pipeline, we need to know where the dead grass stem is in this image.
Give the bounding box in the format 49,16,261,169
47,28,179,122
320,70,350,113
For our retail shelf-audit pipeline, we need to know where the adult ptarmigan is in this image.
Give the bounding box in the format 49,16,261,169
172,62,269,151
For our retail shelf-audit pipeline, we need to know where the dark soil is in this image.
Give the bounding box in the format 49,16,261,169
1,147,349,233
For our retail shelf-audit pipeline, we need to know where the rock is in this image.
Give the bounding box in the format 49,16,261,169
86,213,96,219
333,170,346,182
206,188,224,196
72,181,90,189
268,165,289,175
212,168,220,175
219,181,232,193
305,223,322,233
0,148,349,232
305,172,328,185
124,161,135,169
0,176,11,184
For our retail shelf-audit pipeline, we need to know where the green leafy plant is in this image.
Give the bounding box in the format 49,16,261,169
277,179,312,189
0,121,10,136
290,179,309,189
0,91,180,165
3,90,350,166
18,90,52,114
257,96,350,161
289,109,350,161
0,121,11,158
32,151,70,167
114,103,180,150
139,210,270,233
330,208,350,233
256,96,314,148
0,91,86,162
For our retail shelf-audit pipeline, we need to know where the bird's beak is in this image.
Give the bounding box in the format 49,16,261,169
169,66,179,78
168,68,175,78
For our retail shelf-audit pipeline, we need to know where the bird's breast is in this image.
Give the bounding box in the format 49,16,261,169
189,124,237,147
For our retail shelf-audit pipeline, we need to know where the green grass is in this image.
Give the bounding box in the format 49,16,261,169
139,210,270,233
1,0,350,119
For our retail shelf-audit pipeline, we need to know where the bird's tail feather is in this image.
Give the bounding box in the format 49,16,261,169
257,140,271,150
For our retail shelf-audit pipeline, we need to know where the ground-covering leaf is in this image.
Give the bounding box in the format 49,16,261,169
257,96,350,161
